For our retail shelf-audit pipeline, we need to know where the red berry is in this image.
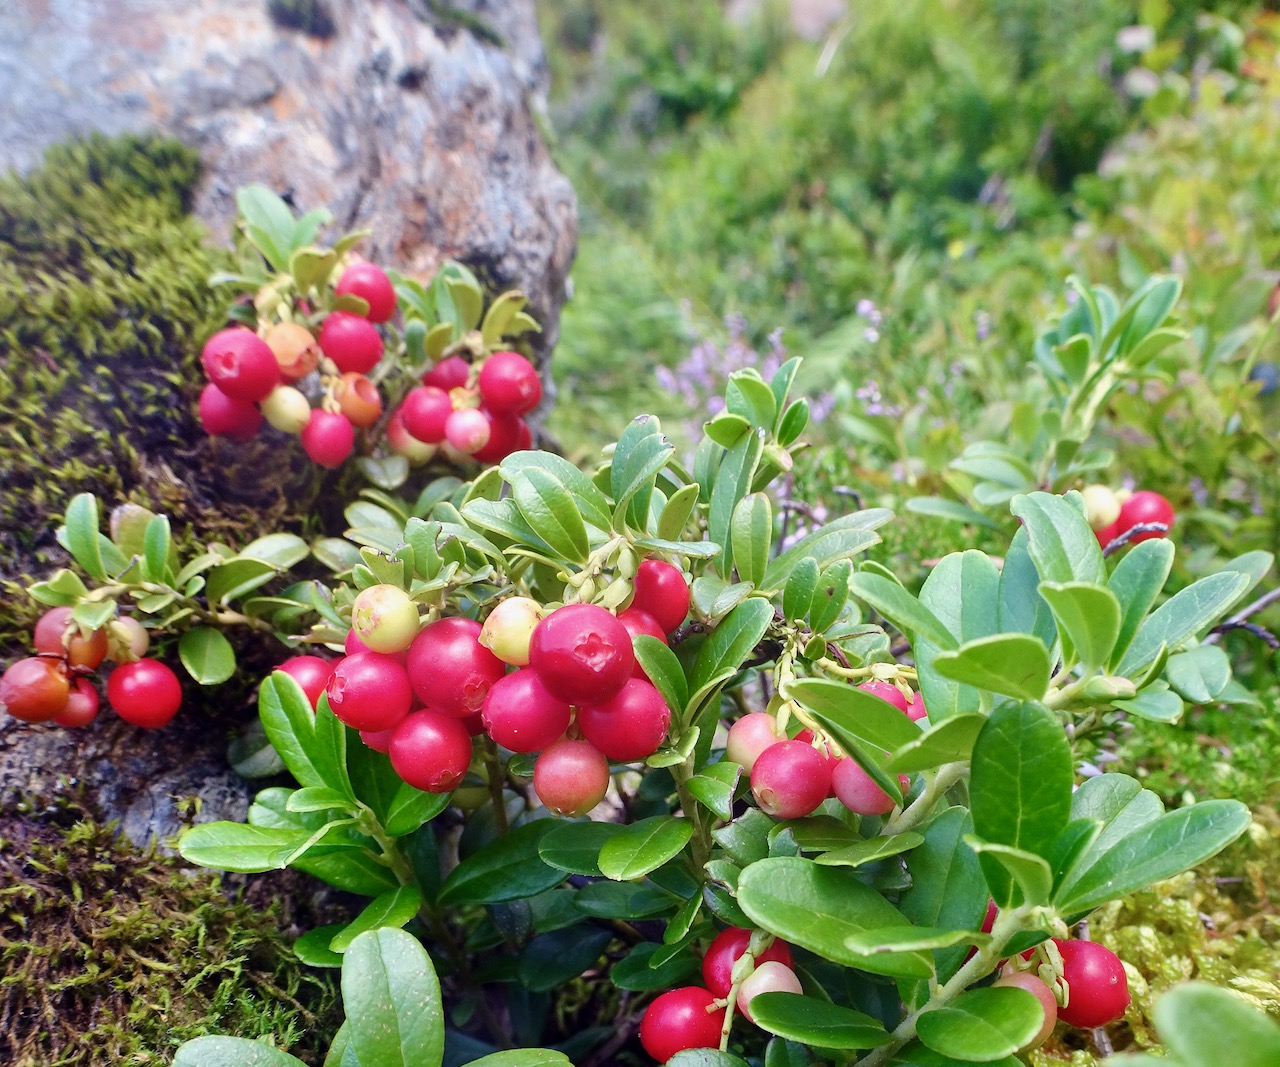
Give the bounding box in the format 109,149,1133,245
906,691,928,722
994,970,1058,1051
481,669,571,753
406,617,507,718
533,737,610,816
478,351,542,415
639,987,726,1063
360,724,396,753
335,372,383,428
274,655,336,711
515,419,533,451
471,408,524,464
1095,520,1121,549
617,607,667,679
1,656,71,722
632,560,690,634
750,740,832,818
981,899,999,934
319,311,383,374
444,408,491,455
389,710,473,792
576,678,672,761
857,679,911,714
1115,491,1174,544
325,652,413,732
423,355,470,390
335,262,397,323
201,327,280,402
33,606,108,669
301,409,355,468
1054,939,1130,1029
701,927,794,999
400,386,453,444
529,604,635,705
53,677,100,728
738,961,803,1023
726,712,785,773
107,658,182,728
199,382,263,440
831,757,908,816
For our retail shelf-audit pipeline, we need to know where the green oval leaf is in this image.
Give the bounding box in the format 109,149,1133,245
598,816,694,881
438,820,566,905
1038,581,1121,673
932,635,1050,702
513,468,590,563
330,886,424,952
178,822,307,873
1117,571,1251,677
342,928,443,1067
748,992,889,1049
915,987,1043,1062
538,820,628,876
172,1036,308,1067
731,493,772,588
62,493,106,579
178,626,236,685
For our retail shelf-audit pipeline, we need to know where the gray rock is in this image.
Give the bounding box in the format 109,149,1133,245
0,0,576,353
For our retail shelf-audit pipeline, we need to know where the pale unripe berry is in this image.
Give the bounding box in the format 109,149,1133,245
264,322,320,380
726,712,785,772
533,737,610,816
386,408,437,465
479,596,544,666
445,408,491,455
261,384,312,433
737,961,803,1023
831,757,908,816
106,616,150,662
351,585,420,654
994,970,1058,1051
1081,485,1121,531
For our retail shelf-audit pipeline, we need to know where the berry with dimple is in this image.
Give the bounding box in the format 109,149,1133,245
1054,939,1130,1029
107,658,182,728
639,987,726,1064
751,740,832,818
265,322,321,380
423,355,470,391
325,652,413,732
529,604,635,705
831,757,908,816
1115,490,1175,545
738,961,803,1023
701,927,794,999
389,710,473,792
479,596,544,666
275,655,337,711
533,737,610,816
201,327,280,402
335,372,383,428
858,679,910,713
261,384,312,434
478,351,542,415
401,386,453,444
199,382,263,440
301,410,355,468
335,262,397,323
577,678,672,761
34,607,108,669
444,408,491,455
631,560,690,634
319,311,383,374
726,712,785,772
351,584,420,654
1,656,71,722
481,669,571,753
386,407,437,464
471,409,525,464
994,969,1058,1051
54,678,100,728
617,607,667,679
406,617,507,718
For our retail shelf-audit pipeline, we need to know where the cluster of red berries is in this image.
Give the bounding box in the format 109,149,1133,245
274,560,690,803
1081,485,1175,548
199,259,542,470
0,609,182,729
726,679,924,821
639,927,800,1062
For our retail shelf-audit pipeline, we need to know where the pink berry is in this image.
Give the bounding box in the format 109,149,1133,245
471,408,524,464
478,351,542,415
201,327,280,402
702,927,794,999
335,262,397,323
533,737,610,816
750,740,832,818
389,710,473,792
529,604,635,705
576,678,672,761
301,410,355,468
386,407,437,464
632,560,690,634
617,607,668,679
444,408,491,455
726,712,785,773
481,669,571,753
275,655,337,710
738,961,803,1023
319,311,383,374
199,382,263,440
423,355,470,390
906,691,928,722
400,386,453,444
831,757,908,816
325,652,413,732
858,680,911,713
406,617,507,718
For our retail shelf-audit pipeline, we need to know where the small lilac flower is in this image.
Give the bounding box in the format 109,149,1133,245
856,298,876,318
863,327,881,344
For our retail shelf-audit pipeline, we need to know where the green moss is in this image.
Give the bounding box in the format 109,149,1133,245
0,807,340,1066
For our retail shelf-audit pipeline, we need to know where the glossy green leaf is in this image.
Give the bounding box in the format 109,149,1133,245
383,781,451,838
598,816,693,881
342,928,443,1067
1055,799,1251,912
537,820,628,877
915,987,1043,1061
916,550,1001,722
286,787,356,814
1109,983,1280,1067
889,1044,1020,1067
62,493,106,579
964,840,1053,906
513,468,590,564
731,493,772,587
178,822,309,873
848,572,957,649
932,635,1050,701
633,635,689,720
709,429,763,576
846,926,986,955
1117,571,1251,677
438,820,566,905
1010,492,1105,586
1038,582,1121,673
1113,685,1185,723
330,886,424,952
1106,539,1175,670
611,415,675,527
748,993,889,1049
687,762,743,822
737,857,933,978
610,940,701,990
205,558,279,605
969,702,1073,906
887,715,984,773
142,513,172,582
996,529,1057,649
658,483,702,542
815,832,924,869
761,510,893,594
517,926,614,992
465,1051,574,1067
172,1037,308,1067
667,1051,752,1067
259,675,354,801
782,557,820,623
905,497,1002,530
784,677,922,753
178,626,236,685
1164,645,1232,704
689,597,774,704
809,560,852,636
293,924,346,969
